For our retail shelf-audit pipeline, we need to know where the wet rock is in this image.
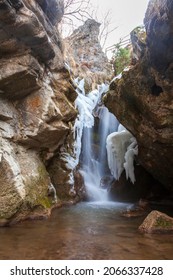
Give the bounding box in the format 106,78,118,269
9,207,52,226
100,175,114,190
48,155,85,203
121,199,150,218
139,210,173,233
104,0,173,189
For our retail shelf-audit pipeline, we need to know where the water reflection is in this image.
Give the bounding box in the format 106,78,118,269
0,202,173,260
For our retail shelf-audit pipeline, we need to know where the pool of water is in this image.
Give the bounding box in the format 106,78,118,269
0,201,173,260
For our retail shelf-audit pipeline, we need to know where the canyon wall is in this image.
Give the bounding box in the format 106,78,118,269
0,0,78,225
104,0,173,190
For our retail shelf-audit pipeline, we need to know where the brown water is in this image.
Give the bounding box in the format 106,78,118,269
0,202,173,260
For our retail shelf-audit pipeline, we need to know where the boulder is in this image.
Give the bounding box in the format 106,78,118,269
0,139,52,225
139,210,173,233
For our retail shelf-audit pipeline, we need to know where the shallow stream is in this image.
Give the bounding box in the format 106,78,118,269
0,202,173,260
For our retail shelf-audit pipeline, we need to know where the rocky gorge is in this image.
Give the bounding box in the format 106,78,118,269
0,0,112,226
0,0,173,232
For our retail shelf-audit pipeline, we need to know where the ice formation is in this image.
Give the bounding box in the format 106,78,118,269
106,126,138,184
62,77,109,185
79,80,118,201
62,71,138,195
71,78,108,166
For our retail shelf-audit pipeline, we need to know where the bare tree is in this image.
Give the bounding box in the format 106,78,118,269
61,0,118,50
60,0,92,35
97,10,118,49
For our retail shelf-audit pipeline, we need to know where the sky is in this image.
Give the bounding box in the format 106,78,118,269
89,0,150,55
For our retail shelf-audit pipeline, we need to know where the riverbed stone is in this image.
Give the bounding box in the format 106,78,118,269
139,210,173,233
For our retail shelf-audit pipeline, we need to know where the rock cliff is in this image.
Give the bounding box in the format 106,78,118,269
48,19,113,202
0,0,78,225
104,0,173,189
64,19,113,90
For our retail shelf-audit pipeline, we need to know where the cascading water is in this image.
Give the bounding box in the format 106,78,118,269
77,82,118,201
97,106,119,176
63,74,138,202
80,110,118,201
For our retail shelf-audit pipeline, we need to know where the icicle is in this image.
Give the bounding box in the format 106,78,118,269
48,183,58,203
106,126,138,183
61,78,108,186
124,137,138,184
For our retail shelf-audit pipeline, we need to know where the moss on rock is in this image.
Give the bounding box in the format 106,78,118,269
139,210,173,233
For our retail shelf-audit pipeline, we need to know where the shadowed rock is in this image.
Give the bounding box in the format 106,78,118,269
104,0,173,189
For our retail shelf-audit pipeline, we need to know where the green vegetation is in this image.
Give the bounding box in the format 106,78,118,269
156,217,173,228
112,42,131,75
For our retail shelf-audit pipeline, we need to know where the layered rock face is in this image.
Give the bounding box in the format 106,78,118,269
104,0,173,189
65,19,113,90
0,0,78,225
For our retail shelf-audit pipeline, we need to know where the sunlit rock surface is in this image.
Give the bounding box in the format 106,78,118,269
104,0,173,189
65,19,113,90
0,0,78,224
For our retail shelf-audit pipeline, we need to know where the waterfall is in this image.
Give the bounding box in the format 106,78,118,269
97,106,119,176
74,79,118,201
62,75,138,201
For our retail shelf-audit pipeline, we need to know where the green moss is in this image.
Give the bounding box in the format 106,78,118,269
25,164,51,209
37,165,48,180
155,217,173,228
37,196,52,209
